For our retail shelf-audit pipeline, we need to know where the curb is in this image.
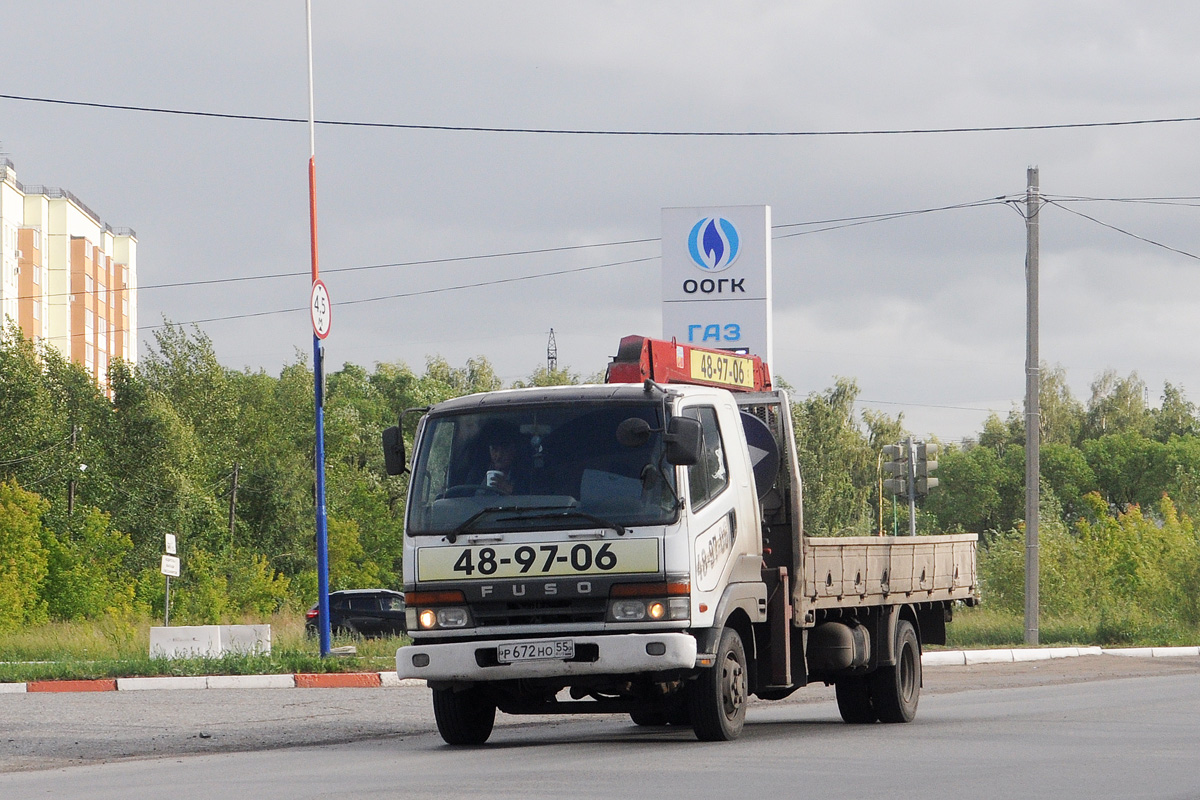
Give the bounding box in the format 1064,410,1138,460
0,672,424,694
922,645,1195,667
1,647,1196,694
27,678,118,693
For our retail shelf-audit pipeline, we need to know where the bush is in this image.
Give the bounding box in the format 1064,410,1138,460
0,480,50,631
976,491,1200,642
41,507,135,620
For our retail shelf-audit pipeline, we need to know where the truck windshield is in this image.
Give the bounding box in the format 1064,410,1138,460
406,401,678,535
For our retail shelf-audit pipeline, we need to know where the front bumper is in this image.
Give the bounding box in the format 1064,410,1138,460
396,632,698,682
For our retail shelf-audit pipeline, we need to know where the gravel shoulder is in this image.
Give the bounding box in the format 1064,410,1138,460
2,655,1197,773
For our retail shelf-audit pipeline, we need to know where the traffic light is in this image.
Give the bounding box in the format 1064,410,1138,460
915,442,939,494
882,442,908,495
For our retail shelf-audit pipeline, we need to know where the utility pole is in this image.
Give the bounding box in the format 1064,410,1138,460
547,329,558,373
1024,166,1041,646
228,462,240,551
67,425,78,515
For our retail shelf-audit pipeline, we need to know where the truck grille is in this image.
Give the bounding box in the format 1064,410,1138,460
472,598,608,627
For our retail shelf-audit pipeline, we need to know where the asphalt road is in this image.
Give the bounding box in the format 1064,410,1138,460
2,656,1199,799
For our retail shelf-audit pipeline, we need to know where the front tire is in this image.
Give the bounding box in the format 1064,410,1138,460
834,676,877,723
689,627,748,741
432,686,496,745
870,619,921,723
629,708,669,726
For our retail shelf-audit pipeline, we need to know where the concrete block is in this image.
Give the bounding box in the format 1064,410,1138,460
150,625,271,659
1152,646,1200,658
1103,647,1155,658
964,649,1014,665
222,625,271,655
117,676,209,691
206,674,295,690
1012,648,1053,662
0,683,26,693
922,651,966,667
151,625,223,658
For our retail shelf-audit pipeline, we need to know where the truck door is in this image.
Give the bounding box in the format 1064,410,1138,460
682,405,739,608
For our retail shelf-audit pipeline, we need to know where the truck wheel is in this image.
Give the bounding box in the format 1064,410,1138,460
870,619,920,723
432,686,496,745
689,627,748,741
834,676,877,723
629,708,668,726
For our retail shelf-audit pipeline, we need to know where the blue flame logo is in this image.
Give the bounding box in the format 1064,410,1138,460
687,217,740,272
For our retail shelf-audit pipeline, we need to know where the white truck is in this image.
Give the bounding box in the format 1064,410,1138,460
384,336,978,744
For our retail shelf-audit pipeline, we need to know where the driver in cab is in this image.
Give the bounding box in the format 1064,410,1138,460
472,422,525,495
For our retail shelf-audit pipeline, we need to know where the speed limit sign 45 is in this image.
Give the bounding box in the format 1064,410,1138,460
311,280,331,339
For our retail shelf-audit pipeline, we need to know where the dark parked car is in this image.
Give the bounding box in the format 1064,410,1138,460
305,589,407,638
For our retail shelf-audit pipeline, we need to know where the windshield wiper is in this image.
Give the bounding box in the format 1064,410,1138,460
497,509,627,537
445,504,580,543
445,506,511,543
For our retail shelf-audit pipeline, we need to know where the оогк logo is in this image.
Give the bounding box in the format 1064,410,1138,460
687,217,740,272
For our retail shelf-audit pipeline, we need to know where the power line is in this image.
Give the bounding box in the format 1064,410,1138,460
147,255,660,330
8,237,661,303
772,197,1015,239
0,433,73,467
9,196,1017,304
5,92,1200,137
1044,200,1200,261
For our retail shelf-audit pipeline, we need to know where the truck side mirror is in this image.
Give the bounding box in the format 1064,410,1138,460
664,416,702,466
382,426,406,475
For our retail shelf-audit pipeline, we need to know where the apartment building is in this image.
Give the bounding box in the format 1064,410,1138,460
0,158,137,390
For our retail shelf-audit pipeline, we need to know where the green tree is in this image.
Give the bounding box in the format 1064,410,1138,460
1083,369,1149,440
0,480,50,631
1151,382,1198,442
924,444,1006,533
1039,363,1084,446
511,365,581,388
792,379,880,536
40,506,135,620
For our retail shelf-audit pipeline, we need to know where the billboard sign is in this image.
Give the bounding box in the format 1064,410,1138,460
662,205,772,366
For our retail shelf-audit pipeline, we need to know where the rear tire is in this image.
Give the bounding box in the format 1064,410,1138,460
432,686,496,745
834,676,877,723
870,619,920,723
689,627,748,741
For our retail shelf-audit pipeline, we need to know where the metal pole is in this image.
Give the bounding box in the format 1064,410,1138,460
164,575,170,627
307,0,332,658
1025,166,1041,646
228,461,239,552
906,436,917,536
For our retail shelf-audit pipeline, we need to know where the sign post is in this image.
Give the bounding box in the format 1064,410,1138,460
306,0,333,658
161,534,180,627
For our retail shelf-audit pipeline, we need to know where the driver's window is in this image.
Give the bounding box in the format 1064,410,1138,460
686,406,729,511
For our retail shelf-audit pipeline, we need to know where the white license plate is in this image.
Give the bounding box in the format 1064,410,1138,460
496,639,575,664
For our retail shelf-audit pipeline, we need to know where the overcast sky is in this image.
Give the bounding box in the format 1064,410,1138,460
6,1,1200,440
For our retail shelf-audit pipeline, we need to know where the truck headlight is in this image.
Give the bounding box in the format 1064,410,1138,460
607,581,691,622
409,590,473,630
610,600,648,621
436,607,470,628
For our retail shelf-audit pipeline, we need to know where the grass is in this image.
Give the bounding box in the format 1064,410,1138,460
945,605,1199,649
0,612,408,684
